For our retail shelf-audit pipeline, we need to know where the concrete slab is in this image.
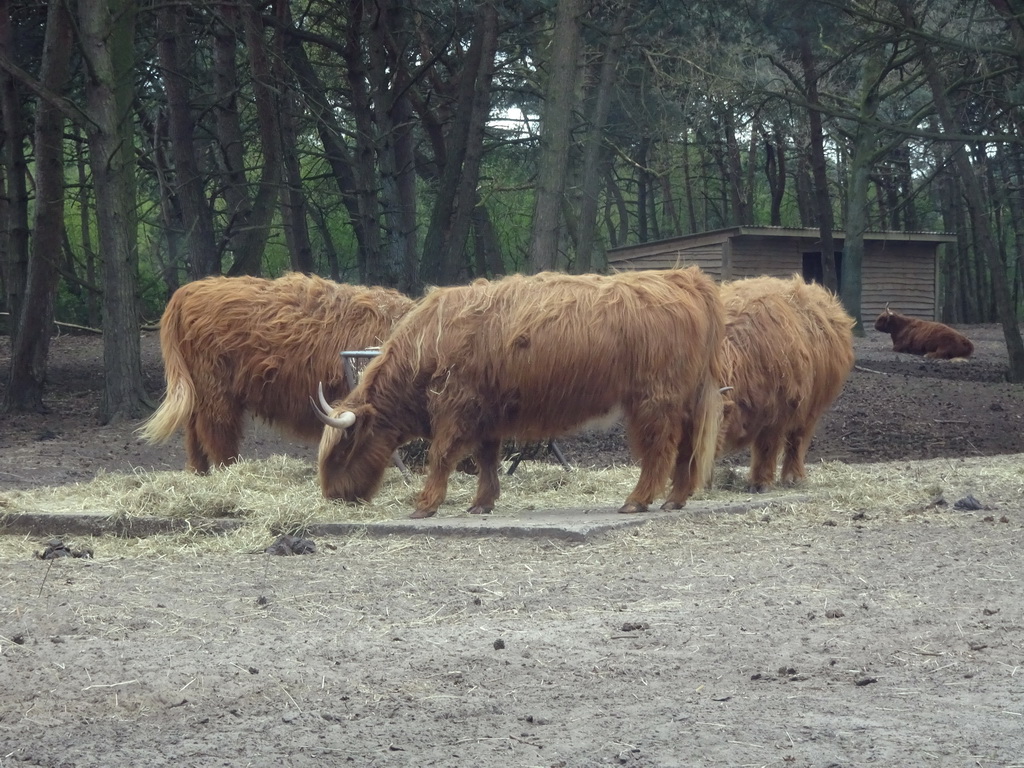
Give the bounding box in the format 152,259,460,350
1,495,807,543
0,510,245,538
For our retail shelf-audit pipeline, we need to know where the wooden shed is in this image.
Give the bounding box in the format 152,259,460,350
607,226,956,321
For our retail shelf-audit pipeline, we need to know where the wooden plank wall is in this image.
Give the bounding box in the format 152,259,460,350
729,240,803,280
862,242,937,321
611,245,723,279
609,236,939,321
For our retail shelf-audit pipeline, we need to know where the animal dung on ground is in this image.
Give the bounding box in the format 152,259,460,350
953,494,985,510
620,621,649,632
34,539,93,560
264,535,317,556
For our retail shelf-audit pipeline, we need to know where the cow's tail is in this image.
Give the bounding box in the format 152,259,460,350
136,312,196,444
688,373,725,492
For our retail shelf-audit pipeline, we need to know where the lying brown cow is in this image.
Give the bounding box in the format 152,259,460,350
716,275,855,493
138,273,413,473
874,306,973,359
314,268,727,518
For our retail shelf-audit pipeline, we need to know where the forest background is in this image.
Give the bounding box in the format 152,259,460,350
2,0,1024,423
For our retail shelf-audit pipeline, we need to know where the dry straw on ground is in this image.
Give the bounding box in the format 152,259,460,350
1,451,1020,559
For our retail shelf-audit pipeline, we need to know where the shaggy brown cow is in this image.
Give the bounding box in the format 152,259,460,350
716,275,855,493
874,306,974,359
314,268,727,518
138,273,413,473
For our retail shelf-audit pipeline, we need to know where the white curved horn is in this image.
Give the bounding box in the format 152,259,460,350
317,381,334,414
311,383,357,430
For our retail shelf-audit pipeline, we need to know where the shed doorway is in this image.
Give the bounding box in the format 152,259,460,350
802,251,843,288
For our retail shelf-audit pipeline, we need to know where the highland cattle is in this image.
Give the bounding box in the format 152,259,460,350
714,275,855,493
874,306,974,359
314,268,727,518
139,273,413,473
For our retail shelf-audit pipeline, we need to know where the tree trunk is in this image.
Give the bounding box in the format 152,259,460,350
840,50,884,333
472,203,505,278
0,0,30,335
682,129,698,232
344,0,384,284
157,2,218,279
528,0,584,272
4,0,73,413
274,3,313,274
724,111,751,225
764,123,787,226
79,0,149,422
420,2,498,286
365,0,417,289
575,12,623,272
899,1,1024,380
309,203,342,281
798,25,837,293
149,111,186,296
212,2,250,273
227,0,282,276
279,81,315,274
636,139,651,242
75,126,100,327
605,164,629,246
279,12,367,272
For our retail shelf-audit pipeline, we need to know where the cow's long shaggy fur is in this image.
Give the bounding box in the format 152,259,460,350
138,273,413,473
874,307,973,359
318,268,727,517
718,275,855,492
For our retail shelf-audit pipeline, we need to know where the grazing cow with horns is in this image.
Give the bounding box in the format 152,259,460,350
313,268,727,518
874,305,974,360
139,273,413,473
710,275,855,494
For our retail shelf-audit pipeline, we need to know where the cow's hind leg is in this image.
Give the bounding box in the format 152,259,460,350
662,423,697,510
192,406,244,471
663,381,723,510
184,417,211,474
621,404,680,514
467,439,501,515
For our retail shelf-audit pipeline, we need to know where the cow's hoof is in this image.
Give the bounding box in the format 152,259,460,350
618,502,648,514
746,483,770,494
467,505,493,515
410,508,437,519
660,499,686,511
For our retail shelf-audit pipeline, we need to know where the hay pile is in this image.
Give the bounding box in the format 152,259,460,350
0,452,1020,557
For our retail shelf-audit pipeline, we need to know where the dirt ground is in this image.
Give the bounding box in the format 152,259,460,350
1,324,1024,767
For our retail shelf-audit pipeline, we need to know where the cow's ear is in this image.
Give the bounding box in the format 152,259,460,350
350,403,379,435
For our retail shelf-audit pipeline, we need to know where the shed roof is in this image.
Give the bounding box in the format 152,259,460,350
607,226,957,261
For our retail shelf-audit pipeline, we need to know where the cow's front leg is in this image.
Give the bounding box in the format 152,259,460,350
780,426,812,486
411,429,467,518
748,430,782,492
467,440,501,515
411,460,453,518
